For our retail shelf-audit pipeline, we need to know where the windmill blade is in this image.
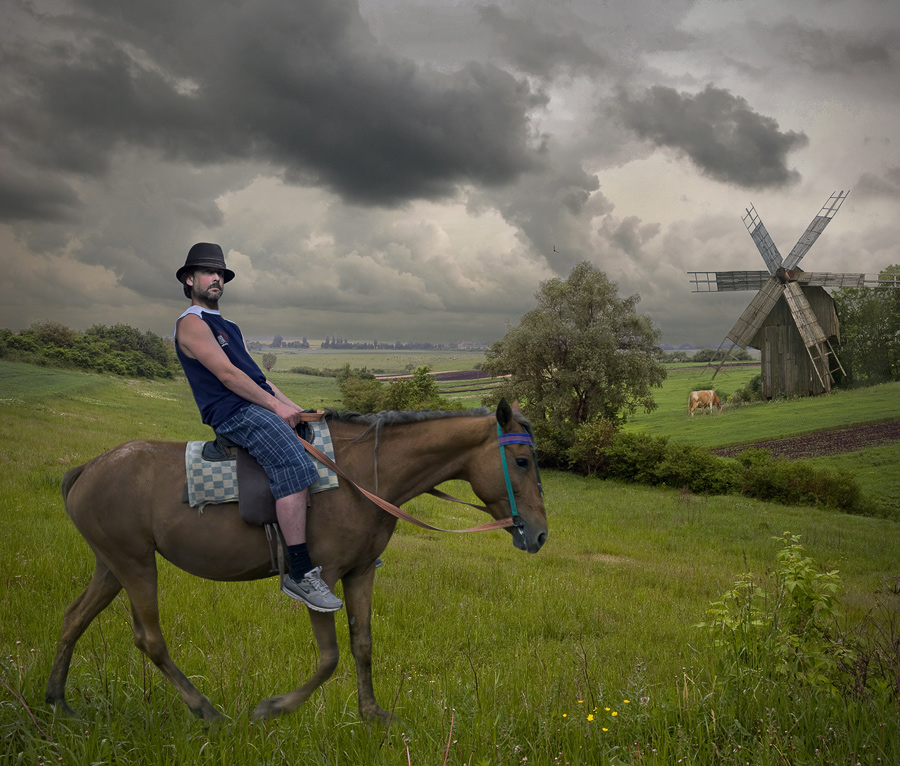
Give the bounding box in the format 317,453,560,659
725,278,782,348
782,281,835,391
742,205,783,274
712,271,770,291
688,271,770,292
783,282,828,348
782,191,849,271
795,272,866,288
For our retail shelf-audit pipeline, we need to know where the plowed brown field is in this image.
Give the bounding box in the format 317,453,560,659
710,419,900,460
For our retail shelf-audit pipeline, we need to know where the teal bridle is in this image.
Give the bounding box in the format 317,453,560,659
496,425,543,537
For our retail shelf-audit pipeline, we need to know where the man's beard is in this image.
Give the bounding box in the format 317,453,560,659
195,284,222,303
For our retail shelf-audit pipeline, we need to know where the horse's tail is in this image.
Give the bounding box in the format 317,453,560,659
61,464,87,512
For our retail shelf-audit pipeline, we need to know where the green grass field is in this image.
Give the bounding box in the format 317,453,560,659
2,360,898,764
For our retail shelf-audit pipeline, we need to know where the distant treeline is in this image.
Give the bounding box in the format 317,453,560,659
252,334,466,351
657,348,754,363
0,321,177,378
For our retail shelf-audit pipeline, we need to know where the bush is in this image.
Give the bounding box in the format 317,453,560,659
566,419,619,475
566,431,861,512
0,322,177,378
736,449,862,512
604,432,670,485
654,441,737,495
337,365,460,413
732,373,763,404
699,534,854,695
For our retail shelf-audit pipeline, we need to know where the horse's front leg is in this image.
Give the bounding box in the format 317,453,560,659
252,609,339,719
343,567,392,724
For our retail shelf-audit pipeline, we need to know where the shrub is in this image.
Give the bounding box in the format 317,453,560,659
732,373,763,404
699,534,854,695
340,376,386,413
337,365,460,413
566,419,619,475
736,449,862,512
603,432,669,485
654,441,738,495
0,322,177,378
379,367,459,412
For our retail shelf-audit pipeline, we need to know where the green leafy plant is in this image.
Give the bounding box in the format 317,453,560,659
700,534,855,694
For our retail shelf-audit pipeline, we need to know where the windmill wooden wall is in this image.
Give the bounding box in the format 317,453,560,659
750,286,839,398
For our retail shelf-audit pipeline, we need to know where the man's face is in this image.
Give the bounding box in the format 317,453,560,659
188,268,225,303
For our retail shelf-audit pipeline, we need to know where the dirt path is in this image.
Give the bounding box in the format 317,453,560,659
710,419,900,460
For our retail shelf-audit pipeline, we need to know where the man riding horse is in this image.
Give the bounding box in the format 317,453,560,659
174,242,342,612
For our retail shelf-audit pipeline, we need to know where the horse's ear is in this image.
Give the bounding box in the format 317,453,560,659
510,400,523,415
496,398,513,428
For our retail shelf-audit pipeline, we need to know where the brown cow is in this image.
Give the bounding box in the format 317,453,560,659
688,390,722,417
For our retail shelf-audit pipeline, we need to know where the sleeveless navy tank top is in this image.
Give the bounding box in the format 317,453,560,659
174,307,274,429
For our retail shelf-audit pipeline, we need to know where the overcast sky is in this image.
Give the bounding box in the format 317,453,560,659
2,0,898,346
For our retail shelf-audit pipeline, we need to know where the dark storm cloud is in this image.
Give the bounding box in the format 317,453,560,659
0,0,544,223
615,84,808,188
759,18,897,74
477,4,608,77
0,164,81,223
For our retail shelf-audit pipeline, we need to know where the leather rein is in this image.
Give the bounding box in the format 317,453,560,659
296,419,536,536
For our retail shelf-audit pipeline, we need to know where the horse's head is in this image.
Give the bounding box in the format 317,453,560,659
468,400,548,553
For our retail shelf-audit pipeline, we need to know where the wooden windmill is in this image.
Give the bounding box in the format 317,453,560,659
688,191,891,398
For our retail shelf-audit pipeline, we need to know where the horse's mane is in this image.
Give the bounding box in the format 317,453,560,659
323,407,532,441
321,407,533,494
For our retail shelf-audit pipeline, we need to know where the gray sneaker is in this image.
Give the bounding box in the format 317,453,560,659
281,566,343,612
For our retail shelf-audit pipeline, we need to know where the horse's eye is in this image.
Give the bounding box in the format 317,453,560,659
515,457,529,469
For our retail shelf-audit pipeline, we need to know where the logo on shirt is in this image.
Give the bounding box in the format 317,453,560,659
216,333,229,348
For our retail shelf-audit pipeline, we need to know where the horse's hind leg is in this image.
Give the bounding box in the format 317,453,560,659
46,556,122,715
118,556,224,721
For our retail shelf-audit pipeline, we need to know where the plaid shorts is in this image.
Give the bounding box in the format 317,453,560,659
216,404,319,499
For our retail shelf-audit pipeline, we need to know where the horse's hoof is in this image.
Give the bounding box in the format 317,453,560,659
197,706,226,723
252,697,287,720
48,699,79,718
361,705,396,727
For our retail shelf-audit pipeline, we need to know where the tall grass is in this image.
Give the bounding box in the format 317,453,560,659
2,361,898,764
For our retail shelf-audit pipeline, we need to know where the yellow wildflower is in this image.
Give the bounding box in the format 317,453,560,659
587,714,594,722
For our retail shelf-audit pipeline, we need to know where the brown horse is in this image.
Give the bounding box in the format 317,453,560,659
45,400,547,722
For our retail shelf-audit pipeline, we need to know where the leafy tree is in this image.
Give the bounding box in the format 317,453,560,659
261,352,277,371
482,261,666,464
272,335,283,348
833,265,900,385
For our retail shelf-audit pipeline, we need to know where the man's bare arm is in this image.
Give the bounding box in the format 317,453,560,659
176,314,304,426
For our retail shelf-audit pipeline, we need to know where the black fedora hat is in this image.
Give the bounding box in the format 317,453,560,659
176,243,236,284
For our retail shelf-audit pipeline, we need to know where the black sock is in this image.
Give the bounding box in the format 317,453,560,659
287,543,313,579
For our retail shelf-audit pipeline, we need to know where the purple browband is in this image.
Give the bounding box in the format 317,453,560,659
498,433,534,446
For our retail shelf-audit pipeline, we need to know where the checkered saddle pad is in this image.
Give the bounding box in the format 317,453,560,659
184,420,340,511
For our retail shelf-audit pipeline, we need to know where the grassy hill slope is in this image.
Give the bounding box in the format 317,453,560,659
1,360,898,764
